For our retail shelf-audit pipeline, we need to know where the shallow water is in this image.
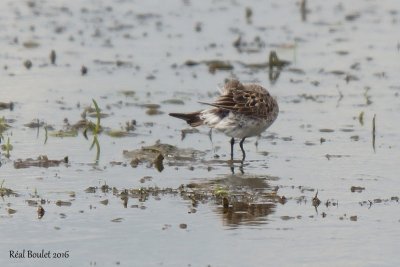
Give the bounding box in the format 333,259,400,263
1,0,400,266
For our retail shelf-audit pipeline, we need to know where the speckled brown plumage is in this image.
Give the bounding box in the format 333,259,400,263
200,80,276,118
169,79,279,162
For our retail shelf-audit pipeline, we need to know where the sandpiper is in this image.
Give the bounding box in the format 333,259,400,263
169,79,279,162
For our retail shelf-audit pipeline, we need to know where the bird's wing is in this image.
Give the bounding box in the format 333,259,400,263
199,86,272,117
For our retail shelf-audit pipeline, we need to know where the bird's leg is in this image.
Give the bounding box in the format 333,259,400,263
239,138,246,163
230,137,235,161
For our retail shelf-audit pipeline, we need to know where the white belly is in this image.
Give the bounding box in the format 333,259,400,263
201,111,275,139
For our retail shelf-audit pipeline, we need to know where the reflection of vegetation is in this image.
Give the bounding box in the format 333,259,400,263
1,137,13,158
48,129,78,137
87,99,101,163
0,117,10,133
44,125,48,144
0,117,12,158
268,51,290,84
13,155,68,169
84,176,284,226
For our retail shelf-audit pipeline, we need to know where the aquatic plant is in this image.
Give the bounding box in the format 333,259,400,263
89,99,101,163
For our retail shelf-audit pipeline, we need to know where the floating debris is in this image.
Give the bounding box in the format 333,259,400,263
81,65,88,76
14,155,68,169
85,187,97,193
23,40,39,49
161,99,185,105
93,59,133,68
184,59,233,74
106,130,136,138
146,107,164,116
345,12,361,21
324,199,338,208
206,60,233,74
245,7,253,24
153,153,164,172
350,135,359,141
194,22,202,32
26,200,39,206
123,141,206,170
119,90,136,97
24,60,33,69
116,60,133,67
345,74,359,83
100,199,109,205
350,215,358,221
280,216,295,221
319,128,335,133
55,200,72,207
50,50,56,64
37,205,45,219
325,154,350,160
0,102,14,111
312,191,321,208
351,186,365,193
7,208,17,215
24,120,45,128
300,0,308,21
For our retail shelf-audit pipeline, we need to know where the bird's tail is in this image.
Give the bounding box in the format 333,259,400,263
169,111,203,127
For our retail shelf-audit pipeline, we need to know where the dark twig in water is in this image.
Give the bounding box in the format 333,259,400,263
81,65,88,76
358,111,364,126
372,114,376,152
50,50,56,65
363,86,372,105
5,137,11,158
300,0,307,21
245,7,253,24
336,88,343,107
44,125,48,144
